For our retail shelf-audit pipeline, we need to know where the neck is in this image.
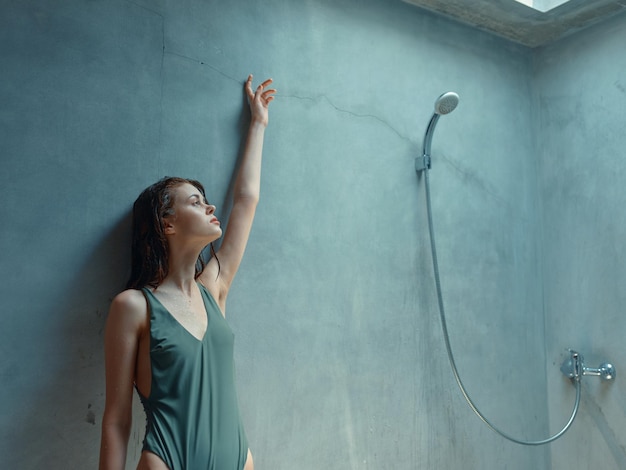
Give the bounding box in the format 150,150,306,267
160,245,204,295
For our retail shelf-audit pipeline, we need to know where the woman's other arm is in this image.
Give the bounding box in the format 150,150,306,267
99,290,146,470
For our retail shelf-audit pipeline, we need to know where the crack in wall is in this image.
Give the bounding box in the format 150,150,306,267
440,155,535,223
165,51,241,85
125,0,166,174
126,1,412,164
280,93,410,142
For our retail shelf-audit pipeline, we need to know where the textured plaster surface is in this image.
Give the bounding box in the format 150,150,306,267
0,0,624,468
534,12,626,470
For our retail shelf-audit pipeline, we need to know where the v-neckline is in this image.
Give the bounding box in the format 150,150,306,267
146,283,209,342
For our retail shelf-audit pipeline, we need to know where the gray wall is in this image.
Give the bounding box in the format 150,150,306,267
535,13,626,470
0,0,622,468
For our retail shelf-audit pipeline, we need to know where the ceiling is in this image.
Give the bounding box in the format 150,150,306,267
402,0,626,47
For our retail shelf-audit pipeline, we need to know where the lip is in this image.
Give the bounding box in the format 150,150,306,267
210,217,220,226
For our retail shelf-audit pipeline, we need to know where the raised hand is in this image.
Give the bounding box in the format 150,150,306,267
245,74,276,127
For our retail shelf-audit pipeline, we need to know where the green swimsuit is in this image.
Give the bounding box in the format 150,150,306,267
138,283,248,470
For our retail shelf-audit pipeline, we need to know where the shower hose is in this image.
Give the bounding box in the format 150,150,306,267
421,167,581,445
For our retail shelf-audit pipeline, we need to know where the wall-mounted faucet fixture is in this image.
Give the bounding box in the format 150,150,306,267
560,350,616,381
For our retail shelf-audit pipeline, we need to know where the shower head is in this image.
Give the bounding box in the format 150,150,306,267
434,92,459,115
416,91,460,172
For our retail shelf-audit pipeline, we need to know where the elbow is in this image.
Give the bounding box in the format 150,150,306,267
101,420,131,443
234,192,259,207
101,410,132,441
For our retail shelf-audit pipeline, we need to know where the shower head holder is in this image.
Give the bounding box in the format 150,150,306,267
416,153,431,172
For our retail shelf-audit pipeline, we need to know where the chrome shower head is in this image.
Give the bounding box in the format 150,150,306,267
434,92,459,115
416,91,460,172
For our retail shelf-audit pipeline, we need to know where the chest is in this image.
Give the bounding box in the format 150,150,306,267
150,289,208,341
147,293,236,374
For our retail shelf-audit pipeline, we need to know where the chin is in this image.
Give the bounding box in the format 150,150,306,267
208,231,222,243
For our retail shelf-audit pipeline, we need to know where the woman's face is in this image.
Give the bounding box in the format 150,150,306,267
164,182,222,243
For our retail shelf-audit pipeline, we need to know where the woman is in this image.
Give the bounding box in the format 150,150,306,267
99,75,275,470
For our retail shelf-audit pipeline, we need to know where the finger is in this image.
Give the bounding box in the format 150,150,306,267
258,78,273,89
245,75,254,96
261,89,276,100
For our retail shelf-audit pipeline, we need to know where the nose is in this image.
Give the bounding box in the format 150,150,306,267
206,204,216,215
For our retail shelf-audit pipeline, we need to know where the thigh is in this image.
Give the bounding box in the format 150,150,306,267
137,448,251,469
244,449,254,470
137,450,170,470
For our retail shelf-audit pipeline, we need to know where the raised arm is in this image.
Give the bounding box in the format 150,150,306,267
201,75,275,302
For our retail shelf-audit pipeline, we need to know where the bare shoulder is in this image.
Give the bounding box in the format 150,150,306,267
106,288,149,332
111,288,147,309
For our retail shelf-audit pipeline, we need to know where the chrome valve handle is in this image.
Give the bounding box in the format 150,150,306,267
561,349,616,382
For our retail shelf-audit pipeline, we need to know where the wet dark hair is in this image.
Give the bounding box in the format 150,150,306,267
126,176,219,289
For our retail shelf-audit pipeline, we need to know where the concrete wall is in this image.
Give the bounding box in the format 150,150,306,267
535,12,626,470
3,0,620,468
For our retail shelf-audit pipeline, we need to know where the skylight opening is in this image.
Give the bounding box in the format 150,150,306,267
514,0,574,13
